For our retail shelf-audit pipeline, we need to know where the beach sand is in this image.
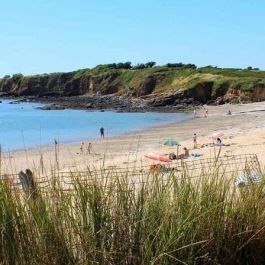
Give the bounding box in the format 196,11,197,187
1,102,265,176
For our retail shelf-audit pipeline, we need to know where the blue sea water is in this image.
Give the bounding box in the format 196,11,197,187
0,100,189,150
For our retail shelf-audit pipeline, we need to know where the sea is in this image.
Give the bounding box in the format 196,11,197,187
0,99,190,150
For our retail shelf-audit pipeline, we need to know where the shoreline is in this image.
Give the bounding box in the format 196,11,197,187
2,113,191,154
0,101,191,153
1,101,265,175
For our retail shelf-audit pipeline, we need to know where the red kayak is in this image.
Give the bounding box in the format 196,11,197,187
144,154,172,163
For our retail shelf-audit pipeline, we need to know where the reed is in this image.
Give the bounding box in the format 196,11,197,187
1,168,265,265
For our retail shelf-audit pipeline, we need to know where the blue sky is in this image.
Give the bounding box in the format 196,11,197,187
0,0,264,76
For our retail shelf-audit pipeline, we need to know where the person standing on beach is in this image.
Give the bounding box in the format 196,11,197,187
80,142,85,154
193,133,197,149
87,142,92,154
205,109,208,117
100,127,104,139
193,109,196,118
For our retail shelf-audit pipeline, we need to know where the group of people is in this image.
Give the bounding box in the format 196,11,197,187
193,133,223,148
168,131,224,161
79,127,105,155
194,108,232,118
80,142,93,154
168,147,190,160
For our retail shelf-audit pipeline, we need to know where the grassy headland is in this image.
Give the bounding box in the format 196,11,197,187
1,63,265,108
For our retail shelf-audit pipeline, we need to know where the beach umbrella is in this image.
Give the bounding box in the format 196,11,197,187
160,139,180,156
208,132,224,140
160,139,180,146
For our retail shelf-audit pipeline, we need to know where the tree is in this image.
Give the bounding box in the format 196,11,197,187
166,63,184,68
122,62,132,69
185,64,197,69
12,73,23,83
133,63,146,69
145,61,156,68
106,63,117,69
115,62,132,69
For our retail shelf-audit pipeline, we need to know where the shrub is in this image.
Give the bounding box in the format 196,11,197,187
145,61,156,68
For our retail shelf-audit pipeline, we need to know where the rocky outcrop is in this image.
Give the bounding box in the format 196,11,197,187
0,72,89,96
135,75,157,96
1,68,265,109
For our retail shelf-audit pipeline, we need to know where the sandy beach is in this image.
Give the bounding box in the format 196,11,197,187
1,102,265,176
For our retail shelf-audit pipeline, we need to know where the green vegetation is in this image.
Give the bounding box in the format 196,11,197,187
1,170,265,264
11,73,24,84
71,63,265,96
1,63,265,101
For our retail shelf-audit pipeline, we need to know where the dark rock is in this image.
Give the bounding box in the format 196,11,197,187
37,104,65,110
136,75,156,96
215,97,224,105
85,103,94,109
184,81,214,103
173,104,187,110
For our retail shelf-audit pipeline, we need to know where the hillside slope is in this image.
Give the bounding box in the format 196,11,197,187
1,65,265,108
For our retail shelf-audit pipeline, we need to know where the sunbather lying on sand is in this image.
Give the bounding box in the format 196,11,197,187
214,138,231,147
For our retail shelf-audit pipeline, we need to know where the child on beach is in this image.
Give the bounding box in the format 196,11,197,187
87,142,92,154
80,142,85,154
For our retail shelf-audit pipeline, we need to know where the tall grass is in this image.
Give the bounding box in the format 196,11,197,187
1,170,265,264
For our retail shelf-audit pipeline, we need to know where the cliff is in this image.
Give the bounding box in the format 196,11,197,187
1,65,265,108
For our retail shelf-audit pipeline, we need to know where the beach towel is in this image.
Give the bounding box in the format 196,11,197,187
235,174,262,187
191,153,203,158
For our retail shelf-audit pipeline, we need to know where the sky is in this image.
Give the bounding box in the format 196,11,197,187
0,0,264,76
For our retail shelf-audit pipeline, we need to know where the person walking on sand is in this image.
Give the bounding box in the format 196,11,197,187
193,109,196,118
193,133,197,149
87,142,92,154
100,127,104,139
205,109,208,118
